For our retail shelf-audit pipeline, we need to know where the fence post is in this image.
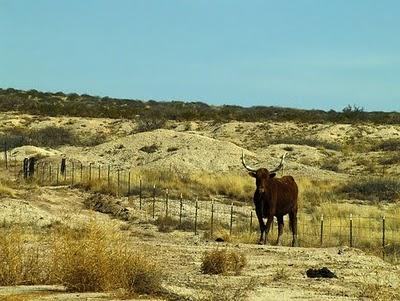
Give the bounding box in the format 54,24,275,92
179,193,183,225
210,200,214,237
107,165,111,188
89,163,92,182
320,214,324,246
349,214,353,247
139,178,142,210
152,184,156,219
41,163,45,185
117,169,120,196
4,142,8,169
128,171,131,195
230,202,234,236
250,211,253,234
49,164,52,185
56,164,59,185
71,162,75,186
80,163,83,183
382,216,386,258
165,188,169,217
194,198,198,235
98,164,101,180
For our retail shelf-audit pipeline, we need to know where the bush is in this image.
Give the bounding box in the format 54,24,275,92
371,139,400,151
140,144,159,153
267,136,342,151
0,223,163,296
200,249,246,275
339,177,400,202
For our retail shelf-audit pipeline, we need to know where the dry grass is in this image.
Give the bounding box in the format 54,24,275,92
200,248,246,275
0,222,163,296
272,267,290,282
0,226,46,285
0,181,16,197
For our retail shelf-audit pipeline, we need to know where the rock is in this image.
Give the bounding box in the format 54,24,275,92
306,267,337,278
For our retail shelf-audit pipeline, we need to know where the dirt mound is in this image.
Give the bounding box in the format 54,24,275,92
60,129,262,173
10,145,62,160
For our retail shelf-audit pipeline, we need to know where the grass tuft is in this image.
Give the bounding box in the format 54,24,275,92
200,248,246,275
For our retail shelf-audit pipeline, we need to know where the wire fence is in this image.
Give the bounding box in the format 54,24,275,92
1,150,400,261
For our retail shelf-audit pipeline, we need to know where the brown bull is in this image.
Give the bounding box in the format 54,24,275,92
242,151,298,246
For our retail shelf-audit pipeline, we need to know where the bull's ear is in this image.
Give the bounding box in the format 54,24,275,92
248,172,256,178
269,173,276,178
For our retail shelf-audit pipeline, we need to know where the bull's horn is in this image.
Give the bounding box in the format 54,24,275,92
241,151,257,172
270,152,287,173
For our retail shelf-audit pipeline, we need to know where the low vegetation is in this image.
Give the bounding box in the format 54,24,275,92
1,88,400,124
339,177,400,202
0,125,105,149
0,222,163,296
200,249,246,275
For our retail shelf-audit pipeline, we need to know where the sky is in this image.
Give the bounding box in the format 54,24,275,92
1,0,399,112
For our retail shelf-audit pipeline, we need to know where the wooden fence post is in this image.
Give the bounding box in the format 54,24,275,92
165,189,169,217
349,214,353,247
230,202,234,236
194,198,198,235
382,216,386,258
71,162,75,186
117,169,120,196
139,178,142,210
107,165,111,188
80,163,83,183
152,184,156,219
89,163,92,182
179,193,183,225
210,200,214,237
4,141,8,169
250,211,253,234
98,165,101,180
320,214,324,246
128,171,131,195
56,164,59,185
49,164,52,185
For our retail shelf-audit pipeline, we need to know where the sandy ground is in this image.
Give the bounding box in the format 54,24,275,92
0,184,399,300
1,112,400,300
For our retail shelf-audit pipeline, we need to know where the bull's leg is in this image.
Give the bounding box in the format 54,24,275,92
256,213,265,244
263,215,274,245
289,212,298,247
276,215,284,246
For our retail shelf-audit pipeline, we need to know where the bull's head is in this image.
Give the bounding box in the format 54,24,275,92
241,151,286,193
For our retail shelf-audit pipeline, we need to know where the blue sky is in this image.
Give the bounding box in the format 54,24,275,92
1,0,399,112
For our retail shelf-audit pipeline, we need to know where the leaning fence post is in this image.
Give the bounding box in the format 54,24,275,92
179,193,183,225
194,197,198,235
230,202,234,236
320,214,324,246
210,200,214,237
152,184,156,219
165,188,169,217
349,214,353,247
382,216,386,258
